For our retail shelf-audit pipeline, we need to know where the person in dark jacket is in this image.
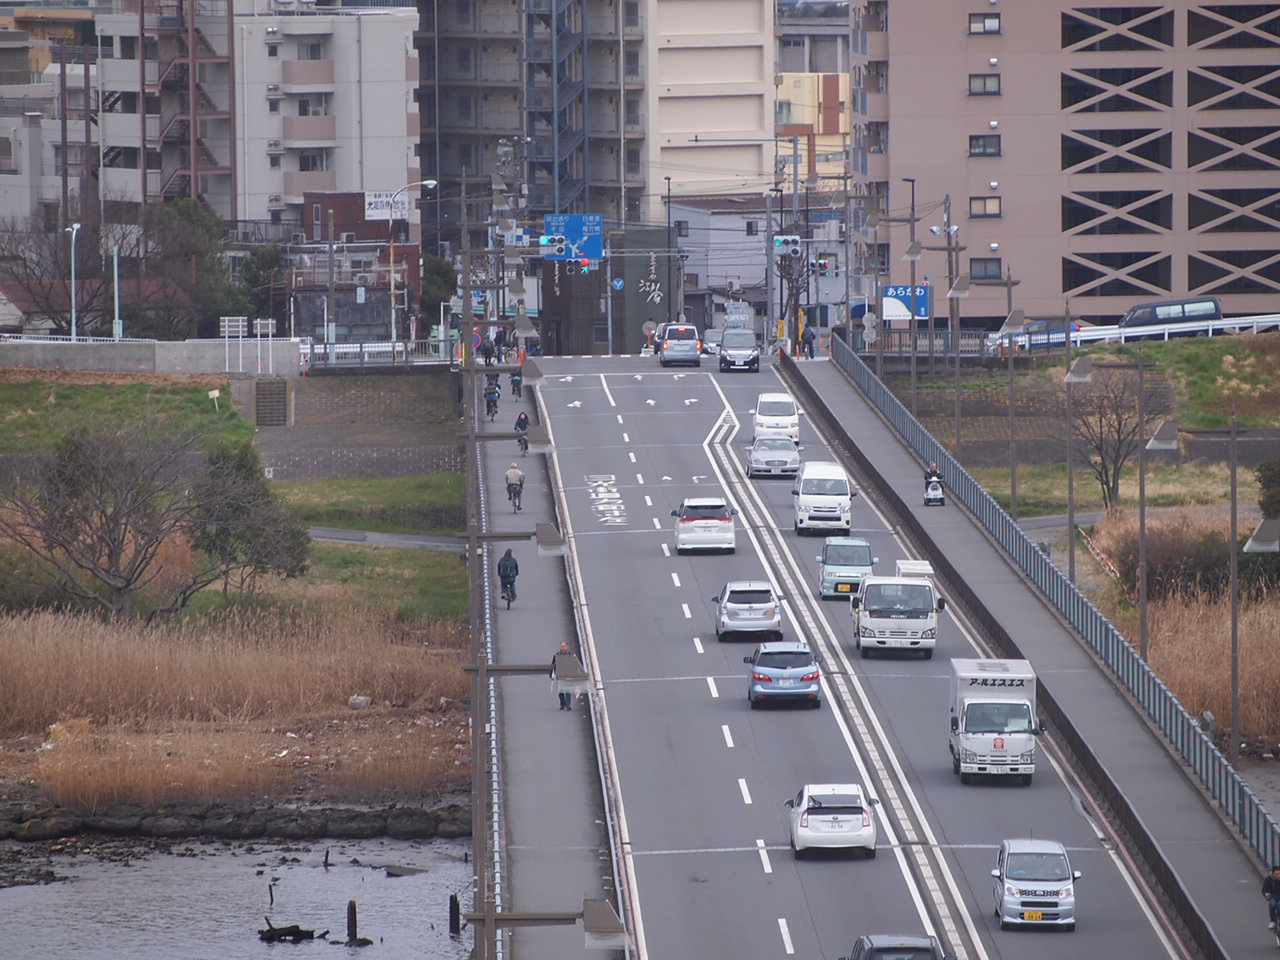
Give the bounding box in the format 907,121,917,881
1264,865,1280,928
497,548,519,601
801,323,816,359
924,461,943,493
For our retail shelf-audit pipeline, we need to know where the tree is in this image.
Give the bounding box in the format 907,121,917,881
1257,458,1280,519
0,419,309,620
237,243,290,333
420,253,458,335
140,199,247,338
1068,361,1172,511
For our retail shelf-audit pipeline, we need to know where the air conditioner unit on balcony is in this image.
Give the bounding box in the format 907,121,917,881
268,194,282,203
266,83,280,93
341,232,355,244
265,26,279,34
267,139,281,149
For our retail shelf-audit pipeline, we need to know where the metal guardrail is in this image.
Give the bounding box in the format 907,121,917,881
1067,312,1280,346
827,335,1280,871
302,339,458,368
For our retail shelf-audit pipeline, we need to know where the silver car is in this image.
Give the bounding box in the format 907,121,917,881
744,641,822,708
712,580,782,640
992,838,1080,931
671,497,737,554
746,436,801,478
785,783,878,859
658,323,702,367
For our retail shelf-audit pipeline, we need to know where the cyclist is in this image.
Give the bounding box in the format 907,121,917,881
483,380,501,421
505,462,525,511
497,548,519,602
514,411,530,455
1264,864,1280,930
510,369,523,398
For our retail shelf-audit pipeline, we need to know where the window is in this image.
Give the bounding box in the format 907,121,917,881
969,196,1002,218
676,220,688,238
268,100,279,114
746,221,758,236
776,100,793,124
624,47,640,77
969,12,1001,34
455,46,471,73
970,257,1003,279
119,35,137,59
969,134,1002,156
624,0,639,27
624,96,640,126
297,41,324,61
298,150,327,172
625,145,640,176
267,44,279,58
269,155,281,168
969,73,1001,95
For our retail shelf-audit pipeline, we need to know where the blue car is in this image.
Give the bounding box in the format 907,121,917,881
745,640,822,709
816,536,878,599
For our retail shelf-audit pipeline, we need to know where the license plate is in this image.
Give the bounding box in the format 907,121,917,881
778,679,796,687
1023,911,1043,921
836,583,851,592
825,820,846,830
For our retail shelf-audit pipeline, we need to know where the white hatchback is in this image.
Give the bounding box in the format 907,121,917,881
786,783,878,859
671,497,737,554
752,392,800,443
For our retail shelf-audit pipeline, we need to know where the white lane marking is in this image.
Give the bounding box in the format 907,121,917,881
622,432,630,442
737,779,752,805
652,517,661,529
777,917,793,954
616,414,624,423
681,603,692,619
693,636,704,654
671,572,681,587
628,451,637,463
706,676,719,698
661,542,669,557
721,724,733,748
757,839,773,876
599,374,616,407
645,495,653,507
637,473,645,485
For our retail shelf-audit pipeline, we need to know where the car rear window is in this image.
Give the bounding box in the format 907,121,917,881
682,503,731,519
664,326,698,341
756,651,813,668
871,952,936,960
727,589,774,605
807,801,862,816
757,400,795,417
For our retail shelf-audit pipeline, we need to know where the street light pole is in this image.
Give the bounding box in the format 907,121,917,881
388,180,437,343
65,222,81,341
903,177,917,413
1064,356,1094,582
997,309,1026,520
665,175,674,327
1137,346,1149,660
1229,409,1239,764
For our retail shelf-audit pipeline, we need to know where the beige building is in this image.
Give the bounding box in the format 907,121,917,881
853,0,1280,324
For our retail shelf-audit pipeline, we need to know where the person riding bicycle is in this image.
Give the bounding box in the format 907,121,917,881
511,369,523,397
924,461,944,494
484,381,501,419
514,411,530,435
497,548,519,601
1264,865,1280,929
505,462,525,510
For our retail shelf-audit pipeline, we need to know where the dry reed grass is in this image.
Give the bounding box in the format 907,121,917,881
0,606,471,806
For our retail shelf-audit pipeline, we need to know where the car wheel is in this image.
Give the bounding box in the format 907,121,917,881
1064,923,1075,932
720,364,728,372
952,755,961,775
751,362,759,372
811,698,821,709
865,846,876,860
960,772,972,785
860,644,871,659
999,918,1010,931
793,519,800,533
726,546,735,554
793,846,805,861
749,697,759,710
1021,774,1033,786
922,649,934,660
694,360,701,367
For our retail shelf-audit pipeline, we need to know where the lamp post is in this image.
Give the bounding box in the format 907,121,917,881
996,309,1026,520
65,222,81,341
388,179,437,342
902,177,918,409
1063,355,1094,582
665,175,674,326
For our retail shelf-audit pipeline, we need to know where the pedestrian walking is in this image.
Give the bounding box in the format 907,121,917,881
551,641,573,710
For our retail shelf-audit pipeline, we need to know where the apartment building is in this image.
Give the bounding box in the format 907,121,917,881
852,0,1280,324
415,0,778,255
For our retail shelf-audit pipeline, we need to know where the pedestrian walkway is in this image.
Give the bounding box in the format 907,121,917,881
476,392,611,959
785,356,1253,960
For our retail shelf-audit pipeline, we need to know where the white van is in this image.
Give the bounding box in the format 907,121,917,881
752,392,800,443
791,461,855,534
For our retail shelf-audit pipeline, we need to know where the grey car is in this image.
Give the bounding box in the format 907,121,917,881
746,436,801,478
839,934,953,960
658,324,702,367
712,580,782,640
744,641,822,708
992,838,1080,931
718,328,761,372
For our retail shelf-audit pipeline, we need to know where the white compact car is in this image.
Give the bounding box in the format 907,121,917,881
712,580,783,640
751,392,801,443
671,497,737,554
785,783,878,859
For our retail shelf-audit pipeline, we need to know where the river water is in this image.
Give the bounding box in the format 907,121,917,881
0,836,474,959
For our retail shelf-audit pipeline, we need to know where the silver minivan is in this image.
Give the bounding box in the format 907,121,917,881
658,324,702,367
992,838,1080,931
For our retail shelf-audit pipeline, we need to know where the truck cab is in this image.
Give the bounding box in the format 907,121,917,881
949,658,1042,785
850,559,944,659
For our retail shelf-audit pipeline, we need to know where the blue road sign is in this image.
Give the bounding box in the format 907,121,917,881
543,214,604,260
611,276,625,291
882,284,931,321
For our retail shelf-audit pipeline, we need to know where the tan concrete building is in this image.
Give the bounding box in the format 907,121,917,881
852,0,1280,324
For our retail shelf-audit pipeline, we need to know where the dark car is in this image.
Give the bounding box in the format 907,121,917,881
839,934,954,960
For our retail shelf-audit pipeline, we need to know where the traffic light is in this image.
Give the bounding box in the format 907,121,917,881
817,258,831,277
774,235,802,258
579,257,590,274
540,234,567,256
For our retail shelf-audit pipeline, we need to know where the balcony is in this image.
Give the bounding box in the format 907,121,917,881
284,169,336,196
283,114,336,142
281,59,334,87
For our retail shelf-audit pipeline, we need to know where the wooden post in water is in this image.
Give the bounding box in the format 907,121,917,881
449,893,461,936
347,900,358,942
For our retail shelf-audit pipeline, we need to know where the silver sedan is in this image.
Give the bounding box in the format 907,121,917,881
745,436,801,478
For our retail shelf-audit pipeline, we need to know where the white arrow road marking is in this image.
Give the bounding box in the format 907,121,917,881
721,725,734,748
558,375,575,382
683,398,699,406
757,840,773,876
661,475,672,481
633,374,644,380
567,400,582,407
645,398,657,406
738,779,752,805
691,475,706,483
672,374,686,379
707,676,718,698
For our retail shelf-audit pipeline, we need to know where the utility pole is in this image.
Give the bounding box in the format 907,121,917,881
904,177,918,412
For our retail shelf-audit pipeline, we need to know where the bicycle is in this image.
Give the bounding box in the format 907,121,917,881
508,481,523,513
500,579,516,609
485,397,499,421
517,432,529,456
511,375,523,399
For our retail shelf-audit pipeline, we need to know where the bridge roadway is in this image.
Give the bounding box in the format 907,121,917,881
479,353,1261,960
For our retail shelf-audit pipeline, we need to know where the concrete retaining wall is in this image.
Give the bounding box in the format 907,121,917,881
0,340,306,377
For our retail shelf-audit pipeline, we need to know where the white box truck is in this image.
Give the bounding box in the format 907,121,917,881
850,559,945,659
949,658,1041,785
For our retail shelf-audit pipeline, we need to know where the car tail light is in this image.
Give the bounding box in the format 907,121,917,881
752,672,772,683
680,517,698,523
801,670,820,682
862,810,872,827
717,517,733,522
799,810,809,828
697,339,703,350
